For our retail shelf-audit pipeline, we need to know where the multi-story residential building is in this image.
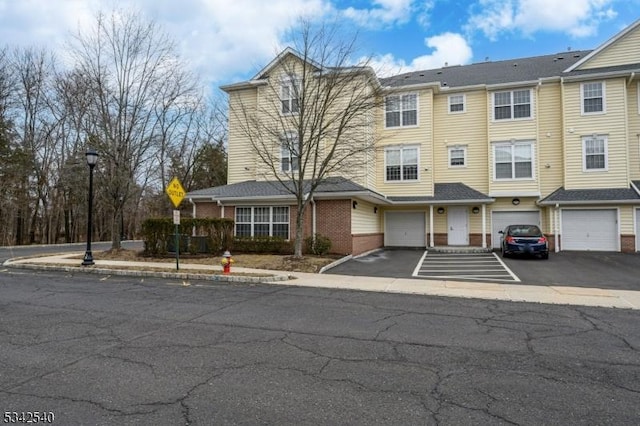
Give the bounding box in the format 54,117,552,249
187,19,640,255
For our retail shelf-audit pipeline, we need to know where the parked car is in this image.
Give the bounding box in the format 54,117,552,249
500,224,549,259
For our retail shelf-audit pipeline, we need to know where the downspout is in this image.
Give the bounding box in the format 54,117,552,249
628,72,635,86
217,200,224,218
311,197,316,240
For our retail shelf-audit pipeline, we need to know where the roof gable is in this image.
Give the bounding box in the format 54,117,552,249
252,47,322,80
566,18,640,72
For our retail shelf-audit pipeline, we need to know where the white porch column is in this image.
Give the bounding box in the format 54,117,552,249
482,204,487,248
429,205,435,247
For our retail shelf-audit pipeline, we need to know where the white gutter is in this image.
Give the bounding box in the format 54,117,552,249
628,72,636,86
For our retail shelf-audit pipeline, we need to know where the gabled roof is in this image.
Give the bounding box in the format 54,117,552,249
538,186,640,206
565,18,640,72
380,50,591,89
388,183,493,204
252,47,322,80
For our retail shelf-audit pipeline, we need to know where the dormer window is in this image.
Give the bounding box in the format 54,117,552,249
281,78,299,115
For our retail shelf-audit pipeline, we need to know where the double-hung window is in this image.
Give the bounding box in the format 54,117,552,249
281,132,299,173
281,78,299,114
385,93,417,127
493,89,531,120
448,146,466,167
583,135,607,171
494,141,534,180
235,206,290,239
581,82,605,114
448,94,465,113
385,146,418,182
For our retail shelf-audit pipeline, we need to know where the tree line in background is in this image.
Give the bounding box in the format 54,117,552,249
0,9,227,249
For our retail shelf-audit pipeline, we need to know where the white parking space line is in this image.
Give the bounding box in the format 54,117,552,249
412,251,521,282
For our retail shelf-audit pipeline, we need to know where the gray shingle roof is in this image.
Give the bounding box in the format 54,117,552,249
388,183,492,203
380,50,593,89
538,186,640,205
187,177,385,200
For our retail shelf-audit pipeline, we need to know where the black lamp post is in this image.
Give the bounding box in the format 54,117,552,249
82,149,99,266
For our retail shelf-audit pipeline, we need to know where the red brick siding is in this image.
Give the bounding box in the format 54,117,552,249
352,233,383,255
315,200,352,254
195,202,221,218
621,235,635,253
433,233,448,246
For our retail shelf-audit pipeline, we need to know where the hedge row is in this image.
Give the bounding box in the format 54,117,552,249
141,218,234,256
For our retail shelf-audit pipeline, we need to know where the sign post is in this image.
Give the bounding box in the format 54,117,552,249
166,177,186,271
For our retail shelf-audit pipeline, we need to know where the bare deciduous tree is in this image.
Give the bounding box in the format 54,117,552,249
230,21,382,257
67,10,202,249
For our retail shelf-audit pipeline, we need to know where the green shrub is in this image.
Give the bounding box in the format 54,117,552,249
141,217,234,255
232,236,293,254
304,234,332,255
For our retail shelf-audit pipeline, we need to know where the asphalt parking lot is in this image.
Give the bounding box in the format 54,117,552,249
326,249,640,291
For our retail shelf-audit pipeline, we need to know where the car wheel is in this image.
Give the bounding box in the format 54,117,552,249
501,247,509,258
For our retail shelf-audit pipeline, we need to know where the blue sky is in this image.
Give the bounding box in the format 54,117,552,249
1,0,638,91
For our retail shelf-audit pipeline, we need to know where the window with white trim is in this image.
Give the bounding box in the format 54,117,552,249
448,146,466,167
493,89,531,120
582,135,607,171
280,78,299,114
385,146,418,181
235,206,290,239
385,93,417,127
280,132,299,173
493,141,534,180
448,94,465,113
581,82,604,114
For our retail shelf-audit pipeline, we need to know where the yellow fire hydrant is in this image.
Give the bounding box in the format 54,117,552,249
221,250,234,275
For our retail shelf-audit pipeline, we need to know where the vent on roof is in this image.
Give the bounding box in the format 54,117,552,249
556,56,564,60
419,73,424,77
513,63,518,67
573,54,581,58
436,71,442,74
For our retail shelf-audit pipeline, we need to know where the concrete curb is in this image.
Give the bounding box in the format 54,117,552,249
4,262,290,284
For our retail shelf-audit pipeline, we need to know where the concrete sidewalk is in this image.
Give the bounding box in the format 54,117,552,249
4,253,640,310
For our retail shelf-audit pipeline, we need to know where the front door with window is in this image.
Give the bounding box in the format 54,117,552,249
447,206,469,245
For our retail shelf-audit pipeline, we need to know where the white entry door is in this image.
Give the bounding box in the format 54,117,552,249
447,206,468,245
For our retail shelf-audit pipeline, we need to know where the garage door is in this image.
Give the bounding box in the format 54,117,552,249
562,209,618,251
491,211,541,248
385,211,426,247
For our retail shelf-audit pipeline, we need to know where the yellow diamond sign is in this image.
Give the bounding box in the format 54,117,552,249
166,177,186,208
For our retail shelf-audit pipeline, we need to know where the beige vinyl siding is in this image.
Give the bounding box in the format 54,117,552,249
351,199,382,234
563,78,629,189
376,88,434,196
433,90,489,192
577,26,640,70
536,83,564,197
227,88,258,184
620,206,635,234
629,82,640,181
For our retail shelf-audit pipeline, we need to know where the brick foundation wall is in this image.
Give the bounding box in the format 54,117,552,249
469,233,491,247
546,234,557,251
621,235,635,253
433,233,448,246
352,233,383,255
315,200,352,254
195,202,221,218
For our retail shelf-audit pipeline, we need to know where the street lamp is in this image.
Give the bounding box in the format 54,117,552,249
82,149,99,266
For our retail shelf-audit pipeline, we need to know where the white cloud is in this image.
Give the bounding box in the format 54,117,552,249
467,0,618,40
368,32,473,77
343,0,414,28
0,0,332,88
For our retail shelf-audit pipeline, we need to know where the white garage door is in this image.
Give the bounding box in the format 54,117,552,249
385,212,426,247
491,211,541,248
562,209,618,251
